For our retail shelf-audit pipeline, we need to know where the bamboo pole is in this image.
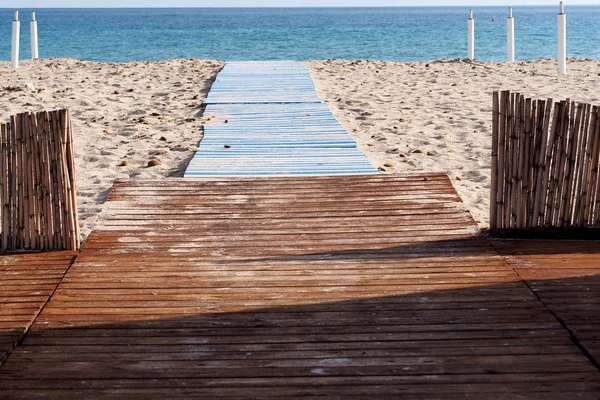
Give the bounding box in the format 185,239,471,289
589,109,600,226
524,98,535,227
23,113,33,249
511,94,523,228
531,99,552,226
20,114,28,249
559,102,582,226
69,111,80,248
552,101,566,225
10,116,19,250
516,96,526,228
48,112,57,249
32,112,44,250
27,113,36,249
49,111,64,250
527,99,541,226
6,121,11,250
496,91,509,228
571,103,589,225
586,107,600,225
36,112,46,250
551,100,570,225
0,123,6,251
572,103,589,224
561,101,576,225
544,101,563,226
14,115,24,249
29,113,42,249
17,114,25,249
5,121,11,251
571,103,590,226
57,110,71,249
65,110,79,250
490,92,500,229
576,104,595,226
40,112,54,250
504,92,515,228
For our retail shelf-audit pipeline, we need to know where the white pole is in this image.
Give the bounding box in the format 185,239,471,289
11,11,20,69
558,2,566,75
31,12,38,60
467,10,475,60
468,10,475,60
507,8,515,62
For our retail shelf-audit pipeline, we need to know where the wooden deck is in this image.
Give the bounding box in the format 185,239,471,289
492,240,600,367
0,252,77,366
0,174,599,398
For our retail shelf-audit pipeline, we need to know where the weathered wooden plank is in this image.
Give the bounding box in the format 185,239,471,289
492,239,600,367
0,252,76,366
1,175,599,397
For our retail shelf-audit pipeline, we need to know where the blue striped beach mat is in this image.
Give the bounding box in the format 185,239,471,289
185,61,376,177
205,61,321,104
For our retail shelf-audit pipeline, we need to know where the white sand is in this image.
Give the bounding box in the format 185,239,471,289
2,57,600,240
1,58,223,240
307,58,600,228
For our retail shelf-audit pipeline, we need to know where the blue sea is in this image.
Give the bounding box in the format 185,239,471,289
1,7,600,62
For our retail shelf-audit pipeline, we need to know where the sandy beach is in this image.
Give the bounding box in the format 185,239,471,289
307,58,600,228
2,57,600,238
1,58,223,239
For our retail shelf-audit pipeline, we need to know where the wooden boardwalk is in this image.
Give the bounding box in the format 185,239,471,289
185,62,376,176
492,240,600,366
1,174,599,398
0,252,77,366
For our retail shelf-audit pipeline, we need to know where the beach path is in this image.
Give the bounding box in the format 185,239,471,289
185,61,377,176
1,174,599,397
0,252,77,367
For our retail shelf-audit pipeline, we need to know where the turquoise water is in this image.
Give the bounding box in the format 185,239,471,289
1,7,600,62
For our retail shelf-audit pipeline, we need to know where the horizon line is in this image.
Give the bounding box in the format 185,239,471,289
1,4,594,9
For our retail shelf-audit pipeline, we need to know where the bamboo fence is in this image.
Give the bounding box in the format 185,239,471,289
0,109,79,252
491,91,600,229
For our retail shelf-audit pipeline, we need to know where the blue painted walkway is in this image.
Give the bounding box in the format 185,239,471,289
185,61,376,177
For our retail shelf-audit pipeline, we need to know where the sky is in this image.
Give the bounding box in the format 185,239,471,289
5,0,600,7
